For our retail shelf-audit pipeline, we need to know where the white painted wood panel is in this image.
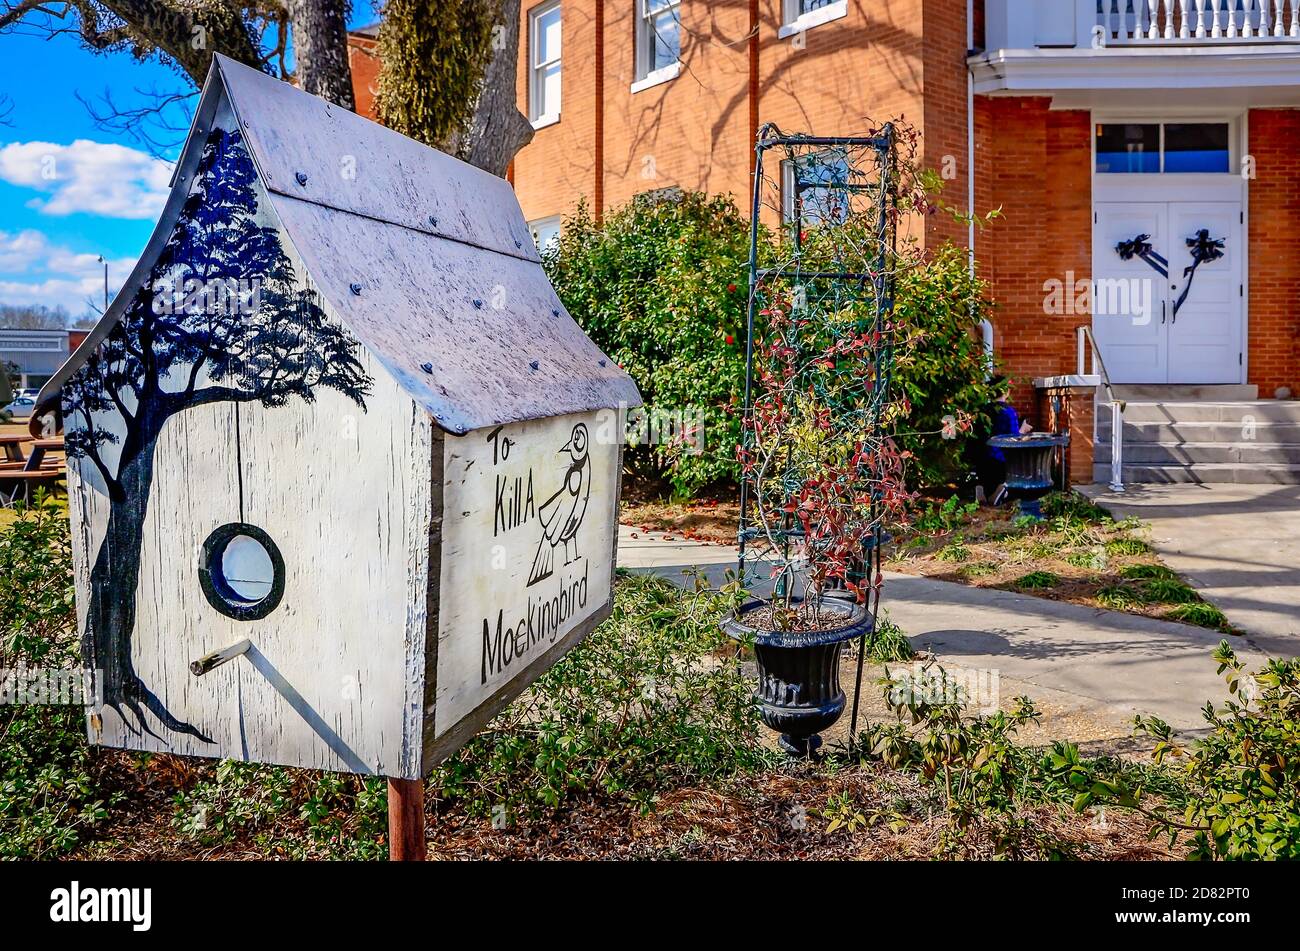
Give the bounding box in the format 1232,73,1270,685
432,410,621,745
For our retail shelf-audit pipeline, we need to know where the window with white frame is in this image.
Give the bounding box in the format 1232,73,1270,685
634,0,681,87
780,149,852,228
779,0,848,39
529,215,562,254
529,2,562,125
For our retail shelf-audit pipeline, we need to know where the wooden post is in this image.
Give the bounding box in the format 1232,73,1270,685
387,777,427,861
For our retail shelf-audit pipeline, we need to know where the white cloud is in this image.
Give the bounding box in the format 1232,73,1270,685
0,228,135,317
0,139,172,219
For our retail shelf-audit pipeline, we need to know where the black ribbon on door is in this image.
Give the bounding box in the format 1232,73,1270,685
1116,229,1225,319
1172,229,1226,317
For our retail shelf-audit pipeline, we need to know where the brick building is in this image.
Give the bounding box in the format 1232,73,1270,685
352,2,1300,485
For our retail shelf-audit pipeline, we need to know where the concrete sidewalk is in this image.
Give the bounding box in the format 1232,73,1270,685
617,525,1263,734
1083,482,1300,658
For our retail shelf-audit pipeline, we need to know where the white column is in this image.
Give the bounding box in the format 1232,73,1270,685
1180,0,1192,37
1291,0,1299,36
1227,0,1239,35
1147,0,1161,36
1194,0,1207,36
1211,0,1224,37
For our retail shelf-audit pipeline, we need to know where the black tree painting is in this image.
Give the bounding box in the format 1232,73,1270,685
64,127,372,742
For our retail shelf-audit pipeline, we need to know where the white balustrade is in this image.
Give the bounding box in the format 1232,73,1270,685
1088,0,1300,45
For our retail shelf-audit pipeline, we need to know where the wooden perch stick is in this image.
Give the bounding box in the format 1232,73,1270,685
190,638,252,676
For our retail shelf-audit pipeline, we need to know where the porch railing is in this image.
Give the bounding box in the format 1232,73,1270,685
1077,326,1126,493
986,0,1300,50
1102,1,1300,44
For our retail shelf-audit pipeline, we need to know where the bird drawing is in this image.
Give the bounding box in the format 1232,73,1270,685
527,422,592,587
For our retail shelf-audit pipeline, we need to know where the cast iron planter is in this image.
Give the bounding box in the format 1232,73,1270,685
722,596,873,758
987,432,1069,520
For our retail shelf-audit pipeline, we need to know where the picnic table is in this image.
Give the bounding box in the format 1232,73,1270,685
0,433,29,464
0,435,66,506
24,437,64,472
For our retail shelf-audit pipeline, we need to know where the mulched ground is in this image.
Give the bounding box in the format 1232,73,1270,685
70,753,1175,861
883,503,1235,633
618,475,739,545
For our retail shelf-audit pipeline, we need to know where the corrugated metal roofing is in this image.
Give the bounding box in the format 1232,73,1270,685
41,54,641,434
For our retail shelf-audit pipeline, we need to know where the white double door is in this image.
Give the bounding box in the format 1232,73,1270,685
1092,201,1242,384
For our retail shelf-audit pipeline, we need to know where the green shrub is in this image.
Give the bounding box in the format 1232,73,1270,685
546,193,753,497
1042,491,1110,524
1166,601,1230,630
547,192,1003,497
912,494,978,535
863,611,915,663
1014,571,1060,590
0,494,116,858
1106,538,1152,557
1119,563,1177,582
432,572,770,819
1071,643,1300,860
892,244,1006,487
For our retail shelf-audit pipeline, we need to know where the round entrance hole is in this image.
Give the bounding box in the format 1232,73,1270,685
199,522,285,620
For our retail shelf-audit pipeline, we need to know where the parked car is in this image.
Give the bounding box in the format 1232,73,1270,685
2,395,36,419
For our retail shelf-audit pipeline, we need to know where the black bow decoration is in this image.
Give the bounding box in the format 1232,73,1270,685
1115,233,1168,278
1173,229,1226,317
1115,230,1226,319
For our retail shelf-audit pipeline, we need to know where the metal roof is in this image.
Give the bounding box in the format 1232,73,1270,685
40,54,640,434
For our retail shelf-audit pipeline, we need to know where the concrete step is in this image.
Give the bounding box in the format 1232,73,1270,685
1109,384,1259,401
1094,462,1300,485
1096,441,1300,466
1099,400,1300,424
1095,420,1300,444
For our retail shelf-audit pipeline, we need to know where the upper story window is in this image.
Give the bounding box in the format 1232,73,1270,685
781,149,852,228
633,0,682,92
529,215,562,254
529,2,562,127
1095,122,1231,174
779,0,848,39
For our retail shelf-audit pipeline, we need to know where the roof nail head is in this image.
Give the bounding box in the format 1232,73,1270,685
599,359,607,368
472,299,483,309
420,362,434,374
552,308,560,318
429,215,439,227
295,171,309,186
529,360,540,371
349,283,363,296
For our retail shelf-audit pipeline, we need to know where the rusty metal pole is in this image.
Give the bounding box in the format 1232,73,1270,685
387,777,426,861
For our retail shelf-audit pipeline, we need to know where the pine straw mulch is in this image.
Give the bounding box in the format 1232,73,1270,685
885,502,1236,634
71,753,1176,861
424,769,1173,861
618,475,739,546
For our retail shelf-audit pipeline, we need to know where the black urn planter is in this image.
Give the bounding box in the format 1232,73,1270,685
721,597,873,758
987,432,1069,520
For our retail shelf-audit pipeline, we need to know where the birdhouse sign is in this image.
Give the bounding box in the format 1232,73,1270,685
41,55,640,779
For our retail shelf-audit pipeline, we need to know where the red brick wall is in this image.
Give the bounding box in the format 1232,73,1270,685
975,97,1092,418
508,0,970,246
349,36,381,120
1247,108,1300,398
513,3,602,222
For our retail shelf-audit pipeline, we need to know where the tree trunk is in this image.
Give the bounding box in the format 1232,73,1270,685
284,0,357,111
97,0,263,84
458,0,533,176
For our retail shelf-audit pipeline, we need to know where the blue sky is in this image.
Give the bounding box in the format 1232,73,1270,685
0,6,379,321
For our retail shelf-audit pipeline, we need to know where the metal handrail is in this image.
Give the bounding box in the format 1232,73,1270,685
1076,325,1125,493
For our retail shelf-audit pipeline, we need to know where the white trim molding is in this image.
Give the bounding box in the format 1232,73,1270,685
971,45,1300,102
630,61,681,94
778,0,847,40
